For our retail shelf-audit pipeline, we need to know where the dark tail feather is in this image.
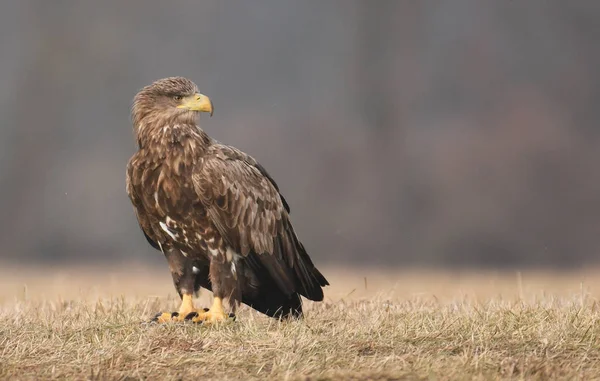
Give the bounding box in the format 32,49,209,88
288,227,329,301
239,218,329,317
295,248,328,301
243,284,303,319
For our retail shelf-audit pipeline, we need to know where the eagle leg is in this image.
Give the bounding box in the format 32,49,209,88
188,255,239,324
150,248,210,323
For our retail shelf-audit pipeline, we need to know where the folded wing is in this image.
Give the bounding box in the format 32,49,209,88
192,144,328,302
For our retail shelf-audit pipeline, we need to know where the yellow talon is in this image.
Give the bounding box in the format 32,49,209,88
153,312,178,323
191,297,235,325
150,293,208,323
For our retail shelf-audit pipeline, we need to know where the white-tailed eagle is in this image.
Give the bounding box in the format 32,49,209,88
126,77,329,323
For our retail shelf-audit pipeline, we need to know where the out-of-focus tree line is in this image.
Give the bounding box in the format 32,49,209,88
0,1,599,268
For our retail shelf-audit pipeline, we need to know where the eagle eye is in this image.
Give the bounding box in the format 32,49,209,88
173,95,183,101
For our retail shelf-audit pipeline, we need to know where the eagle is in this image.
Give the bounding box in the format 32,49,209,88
126,77,329,323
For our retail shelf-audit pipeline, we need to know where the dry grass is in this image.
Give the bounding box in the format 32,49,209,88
2,265,600,380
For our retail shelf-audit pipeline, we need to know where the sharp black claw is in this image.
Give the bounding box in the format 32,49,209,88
149,311,172,323
185,312,199,320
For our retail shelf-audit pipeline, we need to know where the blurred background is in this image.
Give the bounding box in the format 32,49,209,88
1,0,599,269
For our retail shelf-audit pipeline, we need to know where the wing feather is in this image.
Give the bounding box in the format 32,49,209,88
192,144,328,300
126,160,161,251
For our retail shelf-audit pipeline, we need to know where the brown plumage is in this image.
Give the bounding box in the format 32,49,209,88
126,77,328,323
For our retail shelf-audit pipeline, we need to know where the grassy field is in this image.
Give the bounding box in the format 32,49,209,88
2,264,600,380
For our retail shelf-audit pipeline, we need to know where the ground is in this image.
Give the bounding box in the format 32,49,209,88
1,264,600,380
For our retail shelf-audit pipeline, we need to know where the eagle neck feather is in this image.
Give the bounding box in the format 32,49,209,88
135,117,211,157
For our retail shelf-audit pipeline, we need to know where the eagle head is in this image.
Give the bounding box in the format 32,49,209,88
131,77,213,143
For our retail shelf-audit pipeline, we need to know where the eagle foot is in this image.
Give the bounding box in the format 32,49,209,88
190,310,236,325
150,309,212,324
150,311,179,323
182,309,206,320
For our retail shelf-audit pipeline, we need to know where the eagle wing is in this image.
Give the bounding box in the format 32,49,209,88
192,144,328,301
126,158,161,251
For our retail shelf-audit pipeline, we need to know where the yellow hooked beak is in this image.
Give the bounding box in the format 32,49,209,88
177,93,214,116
